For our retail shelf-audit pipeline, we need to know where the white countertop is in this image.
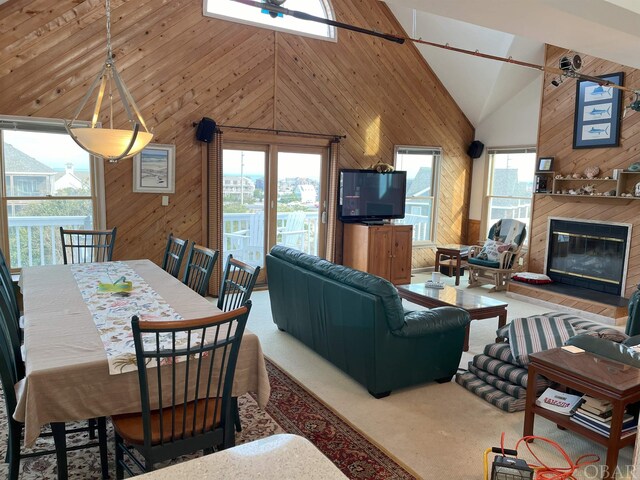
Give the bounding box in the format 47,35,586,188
137,434,348,479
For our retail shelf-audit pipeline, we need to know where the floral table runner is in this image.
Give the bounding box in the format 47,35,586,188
71,261,185,375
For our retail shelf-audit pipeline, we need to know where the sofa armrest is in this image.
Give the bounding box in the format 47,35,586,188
624,335,640,347
392,307,470,338
566,333,640,368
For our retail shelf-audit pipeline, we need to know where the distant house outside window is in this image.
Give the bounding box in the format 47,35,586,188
203,0,336,41
394,146,441,245
0,116,105,270
484,147,536,244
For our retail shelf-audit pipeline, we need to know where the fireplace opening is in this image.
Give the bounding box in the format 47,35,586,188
546,218,631,296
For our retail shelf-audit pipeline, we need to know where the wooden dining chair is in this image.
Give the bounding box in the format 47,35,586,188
60,227,117,264
217,254,261,312
0,301,109,480
113,304,252,478
217,255,260,433
182,244,219,296
161,233,189,278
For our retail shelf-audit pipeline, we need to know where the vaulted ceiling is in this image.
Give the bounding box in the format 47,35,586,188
384,0,640,127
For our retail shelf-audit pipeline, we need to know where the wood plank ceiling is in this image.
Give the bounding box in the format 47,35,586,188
0,0,474,269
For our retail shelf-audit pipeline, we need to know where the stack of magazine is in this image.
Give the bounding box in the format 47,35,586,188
536,388,583,415
570,395,637,438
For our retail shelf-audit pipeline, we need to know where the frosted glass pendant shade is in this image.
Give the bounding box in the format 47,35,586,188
68,126,153,160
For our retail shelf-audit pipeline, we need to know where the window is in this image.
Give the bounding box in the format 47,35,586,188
394,146,441,245
204,0,336,41
0,116,105,270
485,147,536,243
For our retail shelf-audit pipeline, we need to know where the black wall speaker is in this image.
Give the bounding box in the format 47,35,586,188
195,117,217,143
467,140,484,159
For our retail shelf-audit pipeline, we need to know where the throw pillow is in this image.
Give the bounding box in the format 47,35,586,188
507,315,576,366
512,272,553,285
476,239,511,262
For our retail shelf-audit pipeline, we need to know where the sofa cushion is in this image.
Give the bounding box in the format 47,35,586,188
269,245,406,331
508,315,576,366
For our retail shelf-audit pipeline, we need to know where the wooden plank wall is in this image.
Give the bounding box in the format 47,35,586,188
531,45,640,297
0,0,474,269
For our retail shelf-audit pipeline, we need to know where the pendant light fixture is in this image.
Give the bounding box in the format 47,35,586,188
65,0,153,162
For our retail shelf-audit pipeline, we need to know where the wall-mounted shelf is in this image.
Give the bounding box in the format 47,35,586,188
534,171,640,199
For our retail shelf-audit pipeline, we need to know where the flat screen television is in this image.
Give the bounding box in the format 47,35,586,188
338,169,407,223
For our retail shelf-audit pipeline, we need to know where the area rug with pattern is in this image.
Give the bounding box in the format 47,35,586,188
0,358,415,479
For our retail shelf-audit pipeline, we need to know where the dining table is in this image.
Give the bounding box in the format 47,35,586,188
14,259,271,447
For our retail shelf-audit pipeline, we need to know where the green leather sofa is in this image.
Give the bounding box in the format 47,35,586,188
266,245,471,398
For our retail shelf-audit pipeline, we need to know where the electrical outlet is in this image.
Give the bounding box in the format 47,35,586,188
161,196,169,206
518,257,524,266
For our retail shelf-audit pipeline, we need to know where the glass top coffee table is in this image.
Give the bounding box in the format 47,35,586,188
396,283,508,351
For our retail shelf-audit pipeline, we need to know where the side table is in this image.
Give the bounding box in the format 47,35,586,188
524,348,640,479
434,244,469,286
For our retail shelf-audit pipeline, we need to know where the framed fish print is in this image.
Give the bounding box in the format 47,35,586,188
573,72,624,149
133,144,176,193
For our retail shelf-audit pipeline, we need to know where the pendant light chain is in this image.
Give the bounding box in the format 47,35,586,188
105,0,114,129
106,0,112,60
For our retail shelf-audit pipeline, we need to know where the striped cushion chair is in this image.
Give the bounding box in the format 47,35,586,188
507,315,576,366
496,312,629,345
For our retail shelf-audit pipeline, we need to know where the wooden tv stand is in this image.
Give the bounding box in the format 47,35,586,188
342,223,412,285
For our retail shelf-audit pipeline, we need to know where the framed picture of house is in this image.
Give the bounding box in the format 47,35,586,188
133,144,176,193
573,72,624,149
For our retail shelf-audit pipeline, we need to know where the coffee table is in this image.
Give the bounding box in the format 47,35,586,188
396,283,507,351
524,348,640,479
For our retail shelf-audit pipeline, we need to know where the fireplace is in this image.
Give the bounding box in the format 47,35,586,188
545,218,632,296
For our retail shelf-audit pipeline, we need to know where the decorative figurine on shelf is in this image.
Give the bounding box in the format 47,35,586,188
582,184,595,195
635,182,640,197
604,189,616,196
629,162,640,172
572,173,581,179
584,166,599,179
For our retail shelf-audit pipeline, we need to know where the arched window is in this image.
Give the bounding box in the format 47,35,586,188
203,0,336,41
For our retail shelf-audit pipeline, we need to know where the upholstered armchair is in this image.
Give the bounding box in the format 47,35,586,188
468,219,527,291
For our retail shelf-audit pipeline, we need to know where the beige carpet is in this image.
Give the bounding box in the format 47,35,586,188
247,274,638,480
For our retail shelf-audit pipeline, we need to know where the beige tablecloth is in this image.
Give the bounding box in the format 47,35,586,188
14,259,270,447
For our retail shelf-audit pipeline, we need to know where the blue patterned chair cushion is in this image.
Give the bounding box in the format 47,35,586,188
508,315,576,366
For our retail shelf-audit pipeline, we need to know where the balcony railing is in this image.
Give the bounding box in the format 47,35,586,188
223,211,319,266
8,215,92,268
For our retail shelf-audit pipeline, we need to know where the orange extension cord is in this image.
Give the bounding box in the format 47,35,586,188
497,432,600,480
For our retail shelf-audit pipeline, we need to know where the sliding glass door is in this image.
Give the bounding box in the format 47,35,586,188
222,143,327,284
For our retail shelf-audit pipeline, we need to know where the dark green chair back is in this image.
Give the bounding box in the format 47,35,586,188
115,304,251,475
60,227,117,264
0,249,19,321
0,288,23,379
217,255,260,312
626,285,640,336
161,234,189,278
182,244,219,296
